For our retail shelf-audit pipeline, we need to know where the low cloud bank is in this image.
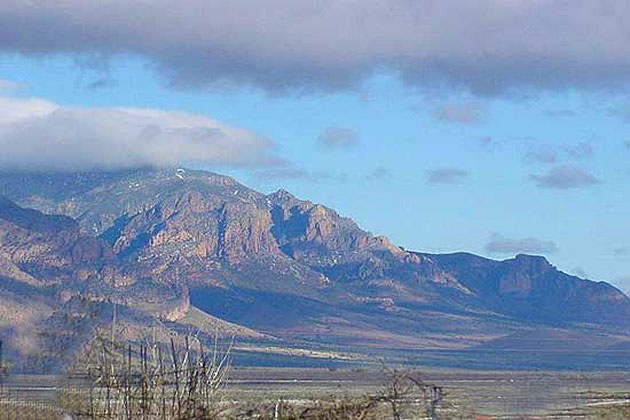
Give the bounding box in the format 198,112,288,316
0,95,282,171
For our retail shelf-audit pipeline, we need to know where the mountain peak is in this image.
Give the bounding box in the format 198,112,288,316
268,188,297,203
512,254,554,272
493,254,555,298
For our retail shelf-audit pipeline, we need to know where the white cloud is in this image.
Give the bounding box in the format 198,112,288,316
0,95,282,171
0,96,57,125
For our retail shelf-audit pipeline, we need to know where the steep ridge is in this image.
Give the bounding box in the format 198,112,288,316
267,189,459,288
0,168,628,370
0,195,112,286
428,252,630,326
0,196,194,370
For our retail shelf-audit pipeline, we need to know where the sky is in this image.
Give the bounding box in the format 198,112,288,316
0,1,629,292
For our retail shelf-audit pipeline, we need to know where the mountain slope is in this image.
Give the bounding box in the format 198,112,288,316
0,195,200,370
0,168,628,371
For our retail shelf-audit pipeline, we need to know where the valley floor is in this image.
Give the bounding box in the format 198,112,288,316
226,368,630,418
1,368,629,419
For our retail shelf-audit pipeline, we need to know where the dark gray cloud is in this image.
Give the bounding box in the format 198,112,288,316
432,102,483,124
318,126,359,148
426,167,468,184
564,142,595,160
530,165,601,189
3,1,630,94
486,234,558,255
525,145,558,164
0,95,283,171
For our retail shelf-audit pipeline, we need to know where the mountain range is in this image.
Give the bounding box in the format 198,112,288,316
0,167,628,372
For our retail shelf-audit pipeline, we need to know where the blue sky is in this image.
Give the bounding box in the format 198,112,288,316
0,2,629,291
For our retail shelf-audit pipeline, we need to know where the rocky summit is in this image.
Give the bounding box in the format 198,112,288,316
0,168,628,372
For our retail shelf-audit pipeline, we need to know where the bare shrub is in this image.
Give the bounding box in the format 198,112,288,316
66,332,232,419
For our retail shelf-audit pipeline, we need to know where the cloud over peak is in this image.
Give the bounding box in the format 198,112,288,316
3,1,630,94
0,95,282,171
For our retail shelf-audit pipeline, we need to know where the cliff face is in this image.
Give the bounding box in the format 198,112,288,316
268,188,398,258
0,168,628,372
498,254,553,297
105,189,280,262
